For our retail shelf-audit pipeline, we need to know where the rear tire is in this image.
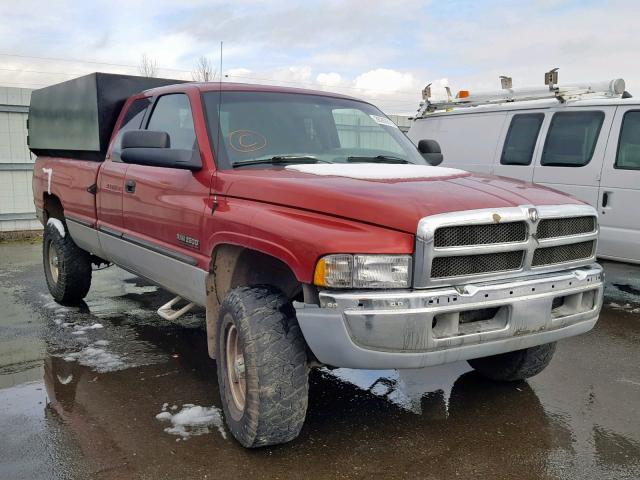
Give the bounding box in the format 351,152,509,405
216,286,309,448
43,220,92,304
468,343,556,382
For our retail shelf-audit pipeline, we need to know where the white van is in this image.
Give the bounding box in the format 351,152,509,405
407,83,640,264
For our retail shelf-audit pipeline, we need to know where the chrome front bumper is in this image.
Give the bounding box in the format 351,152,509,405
295,265,603,369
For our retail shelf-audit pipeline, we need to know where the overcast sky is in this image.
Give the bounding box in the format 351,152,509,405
1,0,639,113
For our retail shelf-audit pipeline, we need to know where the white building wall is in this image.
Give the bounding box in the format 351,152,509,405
0,87,40,233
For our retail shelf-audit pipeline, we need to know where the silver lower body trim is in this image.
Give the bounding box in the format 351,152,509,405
98,232,206,306
296,265,603,369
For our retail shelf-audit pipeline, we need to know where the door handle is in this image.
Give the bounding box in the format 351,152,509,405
125,179,136,194
602,191,610,208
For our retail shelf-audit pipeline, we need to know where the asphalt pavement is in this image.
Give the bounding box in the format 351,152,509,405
1,240,639,480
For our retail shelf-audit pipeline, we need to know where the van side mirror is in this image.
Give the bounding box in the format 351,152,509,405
418,139,443,166
120,130,202,171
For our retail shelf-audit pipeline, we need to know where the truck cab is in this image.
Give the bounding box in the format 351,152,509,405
31,73,604,448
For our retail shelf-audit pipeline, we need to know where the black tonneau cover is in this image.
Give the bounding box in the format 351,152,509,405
28,73,184,161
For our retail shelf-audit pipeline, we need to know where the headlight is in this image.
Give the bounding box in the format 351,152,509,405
314,254,412,289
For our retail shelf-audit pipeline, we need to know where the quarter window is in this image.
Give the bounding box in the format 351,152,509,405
616,110,640,170
541,111,604,167
500,113,544,165
111,97,151,162
146,94,196,150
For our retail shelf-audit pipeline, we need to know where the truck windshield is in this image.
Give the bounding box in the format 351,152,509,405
202,91,425,169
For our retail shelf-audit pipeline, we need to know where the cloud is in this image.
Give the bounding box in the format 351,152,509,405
416,0,640,95
352,69,416,97
2,0,640,115
316,72,342,87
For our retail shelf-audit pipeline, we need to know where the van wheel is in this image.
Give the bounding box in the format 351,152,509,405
468,343,556,381
216,286,309,448
43,220,92,304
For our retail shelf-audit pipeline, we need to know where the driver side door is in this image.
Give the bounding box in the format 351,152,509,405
117,92,212,304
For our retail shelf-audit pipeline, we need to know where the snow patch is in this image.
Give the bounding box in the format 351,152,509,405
609,302,640,313
71,323,104,335
47,218,65,238
155,404,226,440
63,347,125,373
285,163,468,180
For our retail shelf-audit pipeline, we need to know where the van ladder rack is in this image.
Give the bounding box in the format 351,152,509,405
416,69,626,118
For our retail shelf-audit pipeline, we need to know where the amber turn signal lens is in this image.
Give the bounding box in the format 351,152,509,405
313,258,327,287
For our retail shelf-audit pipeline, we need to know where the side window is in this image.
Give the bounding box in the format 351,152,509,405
541,111,604,167
111,98,151,162
616,110,640,170
500,113,544,165
146,94,196,150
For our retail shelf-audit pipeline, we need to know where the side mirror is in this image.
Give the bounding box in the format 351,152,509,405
120,130,202,171
418,139,443,166
122,130,170,149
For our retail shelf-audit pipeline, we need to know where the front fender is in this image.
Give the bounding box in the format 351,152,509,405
203,196,415,283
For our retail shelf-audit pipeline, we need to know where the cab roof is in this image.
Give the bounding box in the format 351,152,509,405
143,81,365,103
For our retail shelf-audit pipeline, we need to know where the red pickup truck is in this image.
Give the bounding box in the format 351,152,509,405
31,73,603,448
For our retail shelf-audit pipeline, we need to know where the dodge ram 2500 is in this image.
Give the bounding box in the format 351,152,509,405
30,73,603,448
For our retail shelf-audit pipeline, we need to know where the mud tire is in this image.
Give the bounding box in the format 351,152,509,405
216,286,309,448
43,221,92,304
468,342,556,382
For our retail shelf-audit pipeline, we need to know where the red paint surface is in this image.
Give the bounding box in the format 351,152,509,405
32,82,585,283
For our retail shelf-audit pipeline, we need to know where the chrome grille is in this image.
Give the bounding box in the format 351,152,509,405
532,241,595,267
537,216,596,239
431,251,524,278
415,205,599,288
434,222,527,247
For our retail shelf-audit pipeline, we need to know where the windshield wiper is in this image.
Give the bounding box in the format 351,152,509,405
233,155,328,168
346,155,410,164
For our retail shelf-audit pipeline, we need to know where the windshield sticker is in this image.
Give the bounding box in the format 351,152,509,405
369,115,398,128
228,130,267,153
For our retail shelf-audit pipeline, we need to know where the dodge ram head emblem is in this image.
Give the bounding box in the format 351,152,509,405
528,208,539,223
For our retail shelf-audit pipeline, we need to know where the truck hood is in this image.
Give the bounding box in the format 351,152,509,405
216,163,583,234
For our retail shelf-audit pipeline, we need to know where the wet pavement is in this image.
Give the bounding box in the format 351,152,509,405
0,240,639,480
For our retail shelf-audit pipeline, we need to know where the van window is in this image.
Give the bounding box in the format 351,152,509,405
500,113,544,165
111,97,151,162
332,108,406,156
616,110,640,170
146,94,196,150
541,111,604,167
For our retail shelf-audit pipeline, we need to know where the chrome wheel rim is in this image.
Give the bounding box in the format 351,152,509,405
48,242,60,284
225,323,246,411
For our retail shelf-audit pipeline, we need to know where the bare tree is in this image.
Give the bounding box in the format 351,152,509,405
192,56,216,82
138,53,158,77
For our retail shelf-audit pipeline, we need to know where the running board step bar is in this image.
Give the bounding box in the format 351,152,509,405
157,296,195,321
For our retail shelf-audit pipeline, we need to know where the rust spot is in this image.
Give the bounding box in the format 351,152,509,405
492,213,502,224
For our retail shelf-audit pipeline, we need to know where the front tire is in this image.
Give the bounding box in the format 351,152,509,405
43,220,92,304
216,286,309,448
468,343,556,382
